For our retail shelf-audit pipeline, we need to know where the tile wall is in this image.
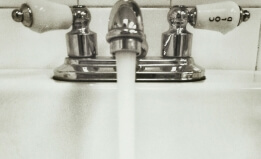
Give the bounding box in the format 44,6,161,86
1,0,261,7
0,0,261,70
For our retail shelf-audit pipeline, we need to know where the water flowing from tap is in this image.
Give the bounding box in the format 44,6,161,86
116,52,136,159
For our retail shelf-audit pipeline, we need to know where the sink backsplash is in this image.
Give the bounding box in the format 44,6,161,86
0,0,261,70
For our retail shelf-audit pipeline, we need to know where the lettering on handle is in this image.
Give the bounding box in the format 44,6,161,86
209,16,233,22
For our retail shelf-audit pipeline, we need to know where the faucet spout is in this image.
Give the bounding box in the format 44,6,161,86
106,0,148,57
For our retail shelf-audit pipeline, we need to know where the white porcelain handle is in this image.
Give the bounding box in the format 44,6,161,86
194,1,241,34
26,0,72,33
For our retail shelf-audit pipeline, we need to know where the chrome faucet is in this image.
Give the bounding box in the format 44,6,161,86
106,0,148,58
12,1,250,82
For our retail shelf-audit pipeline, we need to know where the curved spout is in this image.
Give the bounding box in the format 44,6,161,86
106,0,148,57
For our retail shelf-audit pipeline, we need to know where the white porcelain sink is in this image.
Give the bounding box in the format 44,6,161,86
0,69,260,159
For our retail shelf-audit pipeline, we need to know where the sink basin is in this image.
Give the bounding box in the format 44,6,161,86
0,69,260,159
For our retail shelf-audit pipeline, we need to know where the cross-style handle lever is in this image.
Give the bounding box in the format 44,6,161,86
12,0,72,33
189,1,250,34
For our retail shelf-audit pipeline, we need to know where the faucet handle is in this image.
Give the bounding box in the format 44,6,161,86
66,6,97,58
189,1,250,34
12,0,72,33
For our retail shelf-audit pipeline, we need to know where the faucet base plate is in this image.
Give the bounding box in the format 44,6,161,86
53,57,205,82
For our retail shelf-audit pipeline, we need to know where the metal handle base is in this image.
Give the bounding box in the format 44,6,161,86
53,56,205,82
